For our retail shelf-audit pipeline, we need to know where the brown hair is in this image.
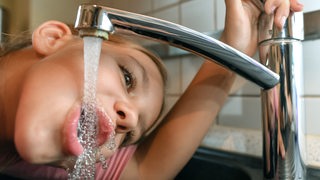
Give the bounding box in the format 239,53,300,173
0,31,32,57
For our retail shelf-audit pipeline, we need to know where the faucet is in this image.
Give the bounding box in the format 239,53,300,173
74,4,305,179
74,4,279,90
255,1,306,179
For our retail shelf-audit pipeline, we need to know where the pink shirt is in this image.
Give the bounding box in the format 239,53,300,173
1,145,137,180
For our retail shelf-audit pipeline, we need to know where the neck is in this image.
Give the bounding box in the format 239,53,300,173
0,47,39,143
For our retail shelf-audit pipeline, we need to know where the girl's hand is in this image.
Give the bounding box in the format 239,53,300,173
220,0,303,56
264,0,304,28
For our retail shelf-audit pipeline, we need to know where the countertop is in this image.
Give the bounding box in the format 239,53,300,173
201,125,320,167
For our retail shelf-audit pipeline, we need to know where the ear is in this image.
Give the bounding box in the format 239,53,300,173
32,21,73,56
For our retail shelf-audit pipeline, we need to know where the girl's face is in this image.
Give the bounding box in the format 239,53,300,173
14,38,164,167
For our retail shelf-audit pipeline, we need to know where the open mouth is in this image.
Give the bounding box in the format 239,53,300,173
63,104,116,157
77,105,116,147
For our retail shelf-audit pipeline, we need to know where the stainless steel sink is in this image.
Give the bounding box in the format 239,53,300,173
176,147,320,180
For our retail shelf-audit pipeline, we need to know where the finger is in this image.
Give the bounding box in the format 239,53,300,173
278,136,286,159
264,0,281,15
274,1,290,29
289,0,304,12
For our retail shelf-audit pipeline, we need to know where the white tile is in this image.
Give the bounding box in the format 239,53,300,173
158,95,180,120
303,40,320,95
305,98,320,135
164,95,179,113
163,58,182,94
181,0,215,33
108,0,130,11
215,0,226,30
301,0,320,13
230,75,261,96
127,0,153,14
181,55,204,91
218,97,262,129
153,0,179,10
152,6,179,24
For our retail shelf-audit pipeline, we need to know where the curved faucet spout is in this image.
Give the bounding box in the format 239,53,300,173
74,4,279,90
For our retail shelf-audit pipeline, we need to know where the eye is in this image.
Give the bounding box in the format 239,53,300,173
120,65,136,90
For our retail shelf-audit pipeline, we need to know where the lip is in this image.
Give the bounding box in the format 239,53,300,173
63,105,115,157
63,105,83,156
96,107,115,146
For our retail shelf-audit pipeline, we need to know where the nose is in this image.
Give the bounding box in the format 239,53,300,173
114,101,138,133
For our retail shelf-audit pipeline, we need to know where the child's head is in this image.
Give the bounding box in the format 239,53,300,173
1,21,167,167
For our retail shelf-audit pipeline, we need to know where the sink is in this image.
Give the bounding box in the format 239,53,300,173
176,147,263,180
176,146,320,180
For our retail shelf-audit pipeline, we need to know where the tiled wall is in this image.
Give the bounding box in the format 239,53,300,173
101,0,320,136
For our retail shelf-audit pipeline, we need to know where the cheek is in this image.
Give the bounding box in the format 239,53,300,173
96,63,122,93
14,64,81,163
145,85,164,126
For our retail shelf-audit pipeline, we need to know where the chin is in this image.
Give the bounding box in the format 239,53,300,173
14,126,63,164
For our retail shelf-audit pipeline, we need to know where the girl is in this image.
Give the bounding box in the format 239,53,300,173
0,0,303,179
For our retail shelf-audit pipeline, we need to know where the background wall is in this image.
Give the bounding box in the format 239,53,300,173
2,0,319,136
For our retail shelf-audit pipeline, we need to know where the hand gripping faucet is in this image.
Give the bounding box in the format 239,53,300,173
254,1,306,179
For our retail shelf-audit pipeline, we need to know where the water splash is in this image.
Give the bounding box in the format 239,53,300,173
67,37,118,179
68,37,102,179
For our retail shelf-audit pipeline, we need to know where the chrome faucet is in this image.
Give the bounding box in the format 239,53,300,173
74,4,279,89
256,2,306,180
74,4,305,179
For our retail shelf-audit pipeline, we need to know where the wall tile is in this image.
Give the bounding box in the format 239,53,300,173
153,0,179,10
218,97,262,130
181,55,204,91
303,39,320,95
108,0,130,11
305,98,320,135
163,58,182,94
163,95,179,116
180,0,215,33
127,0,152,14
301,0,320,13
152,5,179,24
215,0,226,30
